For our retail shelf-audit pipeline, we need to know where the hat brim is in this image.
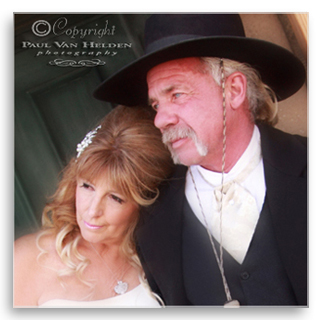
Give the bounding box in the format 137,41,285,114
93,36,306,106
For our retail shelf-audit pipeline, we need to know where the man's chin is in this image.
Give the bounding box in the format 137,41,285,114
168,149,182,165
169,149,205,167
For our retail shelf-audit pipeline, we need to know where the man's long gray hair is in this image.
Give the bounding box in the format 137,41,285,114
200,57,278,126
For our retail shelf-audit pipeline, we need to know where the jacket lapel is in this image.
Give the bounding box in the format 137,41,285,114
259,124,307,305
136,165,190,305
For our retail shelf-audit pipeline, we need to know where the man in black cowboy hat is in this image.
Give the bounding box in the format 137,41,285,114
94,14,307,306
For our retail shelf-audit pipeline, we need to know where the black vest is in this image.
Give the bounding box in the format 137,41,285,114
182,195,297,305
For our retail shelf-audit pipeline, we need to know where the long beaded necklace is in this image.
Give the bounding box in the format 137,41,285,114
90,243,132,295
189,59,240,308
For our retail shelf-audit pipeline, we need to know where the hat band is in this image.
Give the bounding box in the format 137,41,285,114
145,34,204,54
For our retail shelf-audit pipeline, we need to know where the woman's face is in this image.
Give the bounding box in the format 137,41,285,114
75,176,139,246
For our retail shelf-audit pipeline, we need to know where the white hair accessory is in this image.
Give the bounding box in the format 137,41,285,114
76,125,101,158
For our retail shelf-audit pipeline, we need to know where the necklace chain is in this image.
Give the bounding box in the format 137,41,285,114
89,243,131,295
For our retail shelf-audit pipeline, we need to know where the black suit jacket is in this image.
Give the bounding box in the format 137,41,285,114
136,124,307,305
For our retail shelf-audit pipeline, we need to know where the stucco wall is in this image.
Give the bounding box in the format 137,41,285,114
241,14,307,136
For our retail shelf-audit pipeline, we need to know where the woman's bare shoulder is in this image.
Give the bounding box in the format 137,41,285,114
14,232,54,256
14,231,60,268
15,232,37,249
14,231,57,306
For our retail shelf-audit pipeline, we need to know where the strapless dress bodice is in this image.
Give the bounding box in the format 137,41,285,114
39,284,160,308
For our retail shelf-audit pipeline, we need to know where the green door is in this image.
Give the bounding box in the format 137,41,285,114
14,14,149,239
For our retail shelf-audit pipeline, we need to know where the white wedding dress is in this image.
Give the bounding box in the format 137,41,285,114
39,284,161,308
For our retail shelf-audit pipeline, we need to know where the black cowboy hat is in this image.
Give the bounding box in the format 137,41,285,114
93,14,306,106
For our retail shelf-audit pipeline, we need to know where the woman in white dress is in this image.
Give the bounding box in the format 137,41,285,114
14,105,173,307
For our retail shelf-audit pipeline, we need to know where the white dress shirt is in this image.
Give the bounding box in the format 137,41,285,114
185,125,266,264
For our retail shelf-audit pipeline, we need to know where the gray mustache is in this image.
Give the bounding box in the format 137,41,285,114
161,126,208,158
162,126,197,145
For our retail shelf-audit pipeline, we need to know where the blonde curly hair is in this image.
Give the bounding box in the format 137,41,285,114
37,105,174,289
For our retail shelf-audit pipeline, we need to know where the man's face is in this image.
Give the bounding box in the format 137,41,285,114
147,57,224,169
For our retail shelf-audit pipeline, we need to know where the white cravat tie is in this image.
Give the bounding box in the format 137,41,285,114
186,125,265,264
209,147,261,264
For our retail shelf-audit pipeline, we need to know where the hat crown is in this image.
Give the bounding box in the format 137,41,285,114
93,14,305,105
145,14,245,54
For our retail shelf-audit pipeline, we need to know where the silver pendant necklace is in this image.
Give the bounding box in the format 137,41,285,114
90,243,131,295
114,281,128,295
189,59,240,308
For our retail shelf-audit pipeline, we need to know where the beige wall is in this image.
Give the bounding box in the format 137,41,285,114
240,14,308,137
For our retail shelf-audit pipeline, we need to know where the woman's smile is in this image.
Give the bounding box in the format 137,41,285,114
83,221,104,230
